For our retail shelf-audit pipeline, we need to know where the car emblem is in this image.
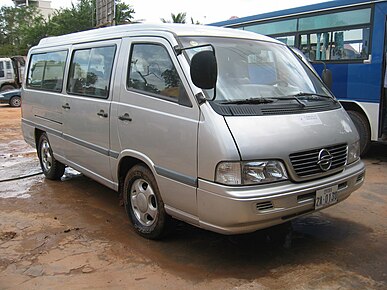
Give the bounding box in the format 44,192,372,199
317,149,333,171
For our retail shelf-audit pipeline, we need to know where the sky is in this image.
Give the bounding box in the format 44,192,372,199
0,0,330,24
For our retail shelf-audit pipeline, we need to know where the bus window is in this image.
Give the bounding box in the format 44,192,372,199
298,8,371,31
275,35,295,47
301,33,331,61
300,28,370,61
244,19,297,35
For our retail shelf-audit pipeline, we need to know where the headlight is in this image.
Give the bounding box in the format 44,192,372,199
348,140,360,164
216,160,288,185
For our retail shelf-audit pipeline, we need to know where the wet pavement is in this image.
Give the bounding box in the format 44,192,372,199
0,104,386,289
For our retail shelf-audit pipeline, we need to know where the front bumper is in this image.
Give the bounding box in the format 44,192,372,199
0,96,8,104
197,160,365,234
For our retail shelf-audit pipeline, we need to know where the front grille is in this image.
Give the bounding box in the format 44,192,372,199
289,144,347,177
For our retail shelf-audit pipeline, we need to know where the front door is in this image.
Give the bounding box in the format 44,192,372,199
116,37,200,217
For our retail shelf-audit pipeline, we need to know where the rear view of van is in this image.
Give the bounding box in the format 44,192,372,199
22,24,365,239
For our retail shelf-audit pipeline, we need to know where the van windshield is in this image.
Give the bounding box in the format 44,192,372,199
179,37,334,104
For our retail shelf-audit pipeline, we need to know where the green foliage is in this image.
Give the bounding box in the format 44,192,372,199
116,1,134,25
161,12,200,25
161,12,187,24
0,5,46,56
0,0,135,57
191,17,201,25
48,0,96,36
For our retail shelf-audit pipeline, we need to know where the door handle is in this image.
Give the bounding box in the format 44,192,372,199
62,103,70,110
97,110,108,118
118,113,132,122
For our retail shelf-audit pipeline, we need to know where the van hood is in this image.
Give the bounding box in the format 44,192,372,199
224,108,358,161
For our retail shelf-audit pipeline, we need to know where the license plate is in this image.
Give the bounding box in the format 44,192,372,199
315,185,338,209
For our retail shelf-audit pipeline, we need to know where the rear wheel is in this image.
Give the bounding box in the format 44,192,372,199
123,165,170,239
38,133,65,180
9,96,21,107
0,84,15,92
347,110,371,156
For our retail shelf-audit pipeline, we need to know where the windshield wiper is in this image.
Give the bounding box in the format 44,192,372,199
290,92,338,103
219,97,275,105
272,95,306,107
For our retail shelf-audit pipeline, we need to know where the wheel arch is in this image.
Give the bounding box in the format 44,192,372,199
34,128,45,150
116,152,156,203
340,101,372,132
0,82,17,91
340,100,372,155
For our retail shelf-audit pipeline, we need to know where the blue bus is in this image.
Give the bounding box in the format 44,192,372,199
211,0,387,154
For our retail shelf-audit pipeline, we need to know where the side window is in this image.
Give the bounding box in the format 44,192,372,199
127,43,187,103
27,51,68,91
300,28,370,61
6,61,11,70
274,35,295,47
67,45,116,98
0,62,4,78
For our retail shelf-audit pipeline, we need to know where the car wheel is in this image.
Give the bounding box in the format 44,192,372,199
347,110,371,156
38,133,65,180
0,84,15,92
123,165,170,239
9,96,21,107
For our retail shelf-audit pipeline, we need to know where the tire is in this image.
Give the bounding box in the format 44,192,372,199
123,165,170,240
347,110,371,156
0,84,15,92
38,133,65,180
9,96,21,107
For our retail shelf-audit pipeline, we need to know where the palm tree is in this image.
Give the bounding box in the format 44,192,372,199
161,12,186,23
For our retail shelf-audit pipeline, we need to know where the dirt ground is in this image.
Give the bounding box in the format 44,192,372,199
0,104,386,290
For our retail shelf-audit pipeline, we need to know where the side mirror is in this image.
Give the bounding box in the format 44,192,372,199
190,50,217,90
322,68,332,90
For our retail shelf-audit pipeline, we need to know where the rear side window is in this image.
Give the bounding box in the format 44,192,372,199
127,43,188,103
6,61,11,70
27,51,68,91
67,45,116,98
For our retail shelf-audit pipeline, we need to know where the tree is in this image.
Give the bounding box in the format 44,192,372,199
191,17,201,25
48,0,96,36
161,12,187,24
116,1,135,25
0,1,136,57
0,5,46,56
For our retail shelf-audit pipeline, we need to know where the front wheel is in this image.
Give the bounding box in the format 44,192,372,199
347,110,371,156
123,165,170,239
9,96,21,107
38,133,65,180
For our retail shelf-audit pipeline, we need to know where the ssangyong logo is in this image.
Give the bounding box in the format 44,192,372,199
317,149,333,171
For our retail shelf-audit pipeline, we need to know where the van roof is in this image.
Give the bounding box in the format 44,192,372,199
37,23,280,47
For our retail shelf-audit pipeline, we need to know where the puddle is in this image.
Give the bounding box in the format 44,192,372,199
0,154,82,199
0,139,36,156
0,156,41,181
0,175,43,199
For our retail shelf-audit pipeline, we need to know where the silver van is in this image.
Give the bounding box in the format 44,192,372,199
22,24,365,239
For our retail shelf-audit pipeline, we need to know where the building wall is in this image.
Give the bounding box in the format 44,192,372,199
13,0,54,19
